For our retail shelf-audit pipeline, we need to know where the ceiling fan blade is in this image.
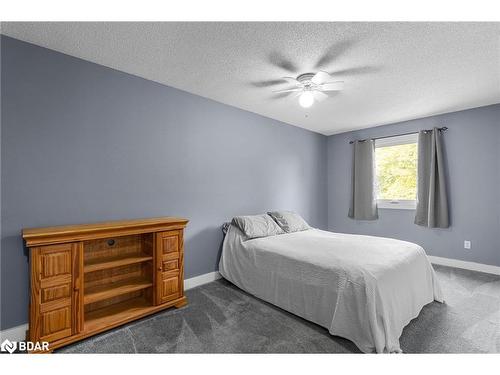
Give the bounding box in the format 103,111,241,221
313,91,328,102
314,40,356,69
273,88,303,94
250,79,288,88
268,52,297,73
318,81,345,91
270,91,295,99
270,90,304,100
311,71,332,85
282,76,302,85
328,66,381,76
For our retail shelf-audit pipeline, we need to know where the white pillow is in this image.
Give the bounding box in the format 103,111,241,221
231,214,285,239
267,211,311,233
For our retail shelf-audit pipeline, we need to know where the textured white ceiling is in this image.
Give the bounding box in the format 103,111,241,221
2,22,499,135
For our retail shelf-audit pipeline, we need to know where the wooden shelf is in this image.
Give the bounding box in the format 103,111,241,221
84,277,152,305
84,297,152,333
84,254,153,273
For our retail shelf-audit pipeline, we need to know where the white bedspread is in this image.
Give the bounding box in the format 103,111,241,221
218,226,443,353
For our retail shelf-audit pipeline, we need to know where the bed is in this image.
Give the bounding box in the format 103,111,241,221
218,224,444,353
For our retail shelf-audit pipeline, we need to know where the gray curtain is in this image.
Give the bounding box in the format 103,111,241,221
348,140,378,220
415,128,449,228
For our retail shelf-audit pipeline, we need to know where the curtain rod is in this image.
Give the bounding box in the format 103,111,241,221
348,127,448,144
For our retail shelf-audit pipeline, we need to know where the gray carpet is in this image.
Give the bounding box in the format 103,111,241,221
58,265,500,353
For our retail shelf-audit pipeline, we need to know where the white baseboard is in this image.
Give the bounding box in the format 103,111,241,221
184,271,221,290
0,271,222,343
0,323,28,342
429,255,500,276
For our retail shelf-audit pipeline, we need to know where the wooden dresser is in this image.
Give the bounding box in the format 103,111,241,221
23,217,188,352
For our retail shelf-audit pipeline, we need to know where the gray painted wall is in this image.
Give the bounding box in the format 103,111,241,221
0,36,328,330
327,104,500,267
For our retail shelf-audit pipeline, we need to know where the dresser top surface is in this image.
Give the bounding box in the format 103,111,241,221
23,217,189,246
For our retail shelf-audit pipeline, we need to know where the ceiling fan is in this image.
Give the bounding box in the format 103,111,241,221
273,71,345,108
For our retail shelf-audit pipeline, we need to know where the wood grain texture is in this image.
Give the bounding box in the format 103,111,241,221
154,230,184,305
41,307,71,337
84,277,152,305
73,242,84,334
163,259,179,272
29,249,40,342
37,295,188,352
84,290,143,313
84,254,153,273
41,284,71,303
23,217,188,246
25,217,188,352
30,243,77,343
83,234,151,263
84,296,151,333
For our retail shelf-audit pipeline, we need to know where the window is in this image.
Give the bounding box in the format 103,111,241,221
375,133,418,210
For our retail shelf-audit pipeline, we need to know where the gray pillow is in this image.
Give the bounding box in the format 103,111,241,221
267,211,311,233
231,214,285,239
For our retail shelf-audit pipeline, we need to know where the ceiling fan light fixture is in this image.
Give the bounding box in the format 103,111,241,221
272,71,344,108
299,91,314,108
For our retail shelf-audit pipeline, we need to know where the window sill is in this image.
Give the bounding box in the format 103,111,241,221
377,200,416,210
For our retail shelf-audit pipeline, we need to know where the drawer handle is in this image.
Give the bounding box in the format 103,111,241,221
157,266,163,272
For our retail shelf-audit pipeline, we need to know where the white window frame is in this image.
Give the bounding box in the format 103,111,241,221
375,133,418,210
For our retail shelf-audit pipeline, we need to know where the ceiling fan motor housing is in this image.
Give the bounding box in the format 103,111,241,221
297,73,316,86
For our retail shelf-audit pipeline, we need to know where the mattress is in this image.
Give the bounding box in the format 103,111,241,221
218,226,444,353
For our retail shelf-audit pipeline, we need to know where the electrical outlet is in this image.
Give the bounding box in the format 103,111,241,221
464,240,471,250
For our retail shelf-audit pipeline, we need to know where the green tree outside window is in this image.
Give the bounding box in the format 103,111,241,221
375,143,417,200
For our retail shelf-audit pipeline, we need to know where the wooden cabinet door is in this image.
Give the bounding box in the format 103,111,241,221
30,242,83,343
154,230,183,305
